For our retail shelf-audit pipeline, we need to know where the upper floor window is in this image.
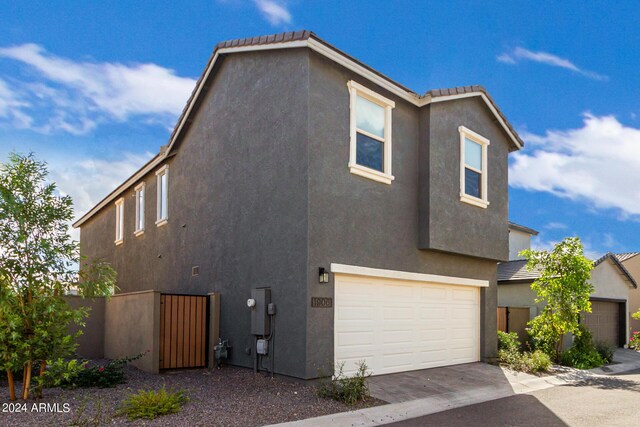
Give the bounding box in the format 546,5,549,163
114,198,124,245
156,165,168,226
459,126,490,208
347,80,395,184
134,182,145,235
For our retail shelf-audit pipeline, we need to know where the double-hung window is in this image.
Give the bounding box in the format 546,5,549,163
459,126,489,208
114,198,124,245
156,165,168,226
134,182,145,235
348,80,395,184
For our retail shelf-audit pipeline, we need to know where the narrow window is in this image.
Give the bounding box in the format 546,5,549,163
115,198,124,245
134,182,145,235
348,80,395,184
459,126,490,208
156,165,168,226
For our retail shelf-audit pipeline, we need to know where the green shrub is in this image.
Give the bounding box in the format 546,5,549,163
630,331,640,350
561,325,604,369
497,332,551,374
522,350,552,373
117,387,188,420
318,361,371,405
44,352,147,389
594,341,614,364
497,331,522,368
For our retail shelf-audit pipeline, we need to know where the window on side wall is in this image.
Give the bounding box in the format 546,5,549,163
156,165,168,226
134,182,145,235
459,126,490,208
115,198,124,245
347,80,395,184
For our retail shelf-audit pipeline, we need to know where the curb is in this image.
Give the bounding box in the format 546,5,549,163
269,353,640,427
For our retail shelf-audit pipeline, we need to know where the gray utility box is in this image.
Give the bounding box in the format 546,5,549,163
251,288,271,336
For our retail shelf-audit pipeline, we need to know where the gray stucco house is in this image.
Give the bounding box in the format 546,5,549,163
498,222,637,348
74,30,524,379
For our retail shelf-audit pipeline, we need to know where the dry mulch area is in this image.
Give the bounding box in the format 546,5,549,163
0,365,385,426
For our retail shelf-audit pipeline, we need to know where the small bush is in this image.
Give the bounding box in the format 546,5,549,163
118,386,188,420
630,331,640,350
497,332,551,373
595,341,614,364
318,361,371,405
522,350,552,373
45,352,147,389
561,325,604,369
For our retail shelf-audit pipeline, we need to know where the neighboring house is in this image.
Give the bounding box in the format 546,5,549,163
74,30,524,379
498,223,636,348
613,253,640,335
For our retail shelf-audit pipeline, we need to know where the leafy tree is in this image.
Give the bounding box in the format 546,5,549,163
0,153,116,400
521,237,594,362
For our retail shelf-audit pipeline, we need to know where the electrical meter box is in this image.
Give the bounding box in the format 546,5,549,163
251,288,271,336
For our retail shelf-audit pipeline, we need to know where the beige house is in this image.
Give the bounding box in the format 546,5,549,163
498,223,637,347
615,253,640,334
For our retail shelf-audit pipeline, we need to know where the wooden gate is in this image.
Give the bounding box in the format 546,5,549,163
159,294,208,369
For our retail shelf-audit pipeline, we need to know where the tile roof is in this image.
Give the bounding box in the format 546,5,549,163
74,29,525,228
425,86,525,149
508,221,539,236
615,252,640,263
215,30,313,49
595,252,638,288
500,253,638,289
497,260,542,283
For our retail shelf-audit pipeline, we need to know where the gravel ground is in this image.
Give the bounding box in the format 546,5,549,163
0,364,385,426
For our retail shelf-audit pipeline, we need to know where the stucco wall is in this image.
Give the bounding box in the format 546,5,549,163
621,256,640,334
81,49,311,378
420,98,511,262
497,282,542,314
104,290,160,373
590,260,631,301
306,51,503,377
509,229,531,261
64,296,105,359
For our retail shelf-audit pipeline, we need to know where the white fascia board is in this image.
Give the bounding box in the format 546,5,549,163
74,38,520,228
73,155,164,228
424,93,522,149
331,263,489,288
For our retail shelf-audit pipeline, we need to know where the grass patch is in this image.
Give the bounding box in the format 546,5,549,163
117,386,188,420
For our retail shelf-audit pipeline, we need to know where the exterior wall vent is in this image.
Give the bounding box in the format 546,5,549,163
191,266,200,277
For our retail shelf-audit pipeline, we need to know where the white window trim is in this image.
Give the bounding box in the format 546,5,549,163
347,80,395,185
114,198,124,245
459,126,490,209
134,182,145,236
156,165,169,227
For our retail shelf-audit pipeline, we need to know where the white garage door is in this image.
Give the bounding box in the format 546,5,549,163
335,274,480,376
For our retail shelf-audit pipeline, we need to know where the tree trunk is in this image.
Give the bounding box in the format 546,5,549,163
35,360,46,398
22,360,32,400
7,370,15,401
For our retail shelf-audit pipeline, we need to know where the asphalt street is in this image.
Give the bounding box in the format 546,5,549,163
389,369,640,426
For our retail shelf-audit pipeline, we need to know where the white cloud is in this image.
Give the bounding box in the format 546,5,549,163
0,78,33,128
254,0,292,26
510,114,640,218
46,151,153,241
0,44,196,134
497,47,608,81
544,222,568,230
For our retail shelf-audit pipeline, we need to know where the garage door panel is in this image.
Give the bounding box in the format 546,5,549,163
419,287,448,300
335,274,480,376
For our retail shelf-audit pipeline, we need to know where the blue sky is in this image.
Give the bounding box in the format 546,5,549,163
1,1,639,258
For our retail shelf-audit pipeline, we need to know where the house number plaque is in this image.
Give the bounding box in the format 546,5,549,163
311,297,332,308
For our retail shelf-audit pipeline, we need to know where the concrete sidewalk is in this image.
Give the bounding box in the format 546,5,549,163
269,349,640,427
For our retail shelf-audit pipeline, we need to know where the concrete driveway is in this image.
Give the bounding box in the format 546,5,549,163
367,362,513,403
390,368,640,426
274,349,640,426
